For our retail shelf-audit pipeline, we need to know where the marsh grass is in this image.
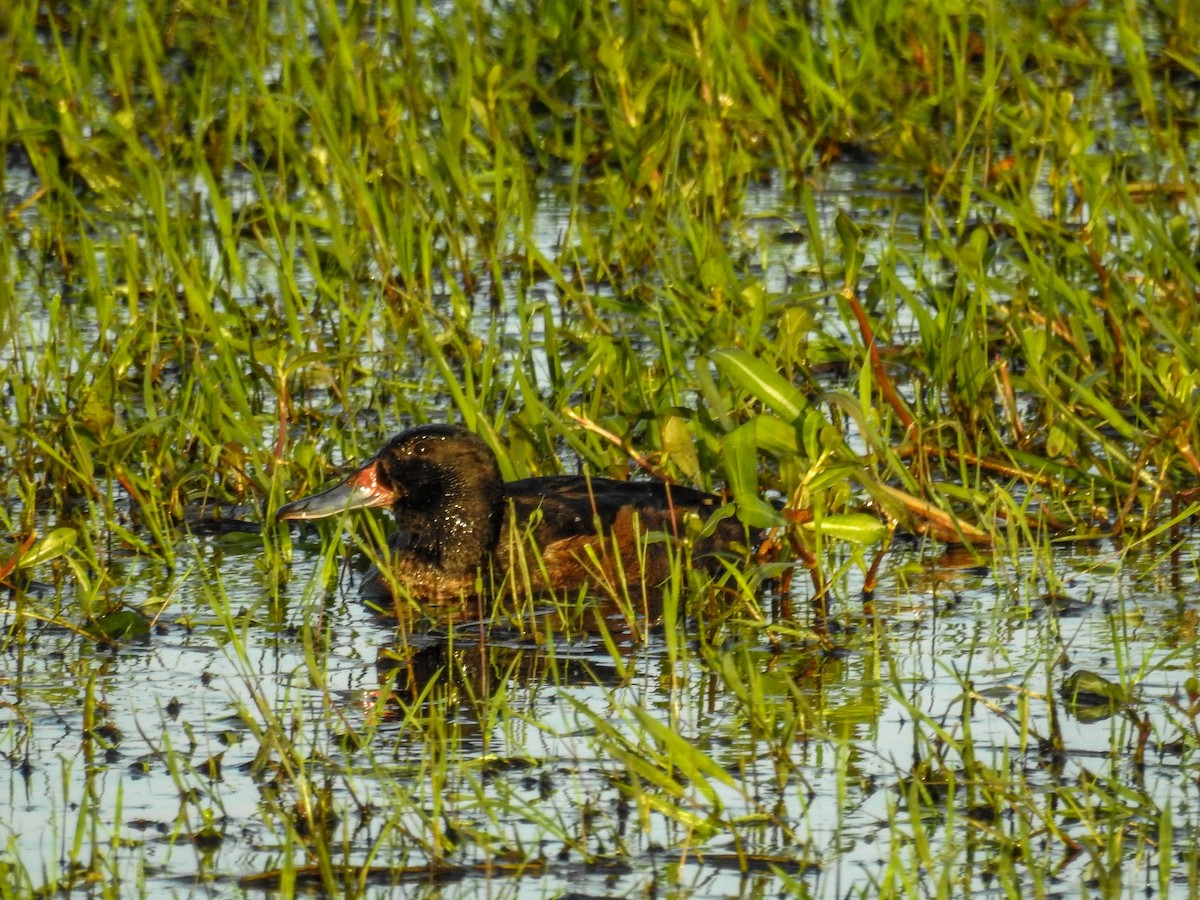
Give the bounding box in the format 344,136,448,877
3,0,1200,895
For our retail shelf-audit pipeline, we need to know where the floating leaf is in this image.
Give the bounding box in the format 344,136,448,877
88,610,151,642
194,752,225,781
1062,670,1127,722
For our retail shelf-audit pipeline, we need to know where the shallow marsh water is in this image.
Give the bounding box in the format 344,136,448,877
4,517,1199,897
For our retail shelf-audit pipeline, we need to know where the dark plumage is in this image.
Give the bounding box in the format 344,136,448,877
276,424,749,602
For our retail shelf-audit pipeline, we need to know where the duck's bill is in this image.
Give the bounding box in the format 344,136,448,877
276,459,395,521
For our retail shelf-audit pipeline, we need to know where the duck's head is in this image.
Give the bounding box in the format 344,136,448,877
277,424,505,569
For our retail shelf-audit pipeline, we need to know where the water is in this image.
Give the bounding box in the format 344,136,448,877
2,515,1196,896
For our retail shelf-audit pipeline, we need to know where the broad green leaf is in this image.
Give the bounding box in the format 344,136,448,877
17,527,78,569
710,348,808,424
661,413,700,482
802,513,888,545
695,503,738,541
752,415,803,457
723,421,784,529
694,357,734,430
723,421,759,500
806,461,864,493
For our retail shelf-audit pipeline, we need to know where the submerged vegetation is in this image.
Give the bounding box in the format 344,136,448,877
1,0,1199,895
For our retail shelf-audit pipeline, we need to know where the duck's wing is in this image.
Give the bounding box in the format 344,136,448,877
502,475,726,544
500,476,749,591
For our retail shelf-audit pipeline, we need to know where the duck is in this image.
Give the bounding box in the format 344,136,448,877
276,424,750,602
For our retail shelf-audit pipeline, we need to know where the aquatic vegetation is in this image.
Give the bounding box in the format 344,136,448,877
2,0,1199,895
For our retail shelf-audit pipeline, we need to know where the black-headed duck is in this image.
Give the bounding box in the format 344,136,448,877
276,424,748,602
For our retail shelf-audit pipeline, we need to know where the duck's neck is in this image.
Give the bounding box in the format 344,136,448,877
393,474,504,576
